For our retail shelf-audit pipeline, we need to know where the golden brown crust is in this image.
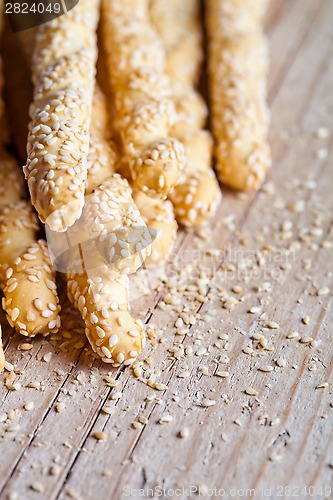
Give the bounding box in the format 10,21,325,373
206,0,271,191
67,268,144,366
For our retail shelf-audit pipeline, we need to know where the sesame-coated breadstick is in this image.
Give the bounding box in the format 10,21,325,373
67,265,144,366
206,0,271,191
150,0,222,226
95,48,179,265
24,0,101,232
65,89,149,365
101,0,185,199
0,151,61,337
0,48,60,338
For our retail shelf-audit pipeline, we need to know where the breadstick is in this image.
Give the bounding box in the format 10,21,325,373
116,156,178,266
150,0,222,227
63,88,148,364
67,262,144,366
101,0,185,199
87,86,174,267
206,0,271,191
24,0,101,232
149,0,203,96
0,54,60,337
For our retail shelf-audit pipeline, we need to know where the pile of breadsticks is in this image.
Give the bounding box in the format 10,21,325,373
0,0,270,371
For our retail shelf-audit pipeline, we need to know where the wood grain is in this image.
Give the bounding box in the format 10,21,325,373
0,1,333,499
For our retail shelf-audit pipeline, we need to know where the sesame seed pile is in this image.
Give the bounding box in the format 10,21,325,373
24,0,100,232
206,0,271,191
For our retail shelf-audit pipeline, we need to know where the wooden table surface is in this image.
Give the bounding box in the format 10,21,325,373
1,1,333,499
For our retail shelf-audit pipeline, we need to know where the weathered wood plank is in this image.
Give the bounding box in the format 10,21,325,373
0,1,332,499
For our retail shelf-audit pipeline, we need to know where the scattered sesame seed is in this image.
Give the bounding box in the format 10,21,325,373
30,482,45,493
24,402,35,411
43,352,52,363
287,331,299,339
93,431,107,441
249,306,261,314
20,343,33,351
245,387,259,396
179,427,190,439
101,406,114,415
155,383,168,391
55,402,66,413
258,365,274,372
302,315,310,325
159,414,173,424
316,382,328,389
276,358,286,368
317,287,330,296
267,321,279,329
110,391,122,400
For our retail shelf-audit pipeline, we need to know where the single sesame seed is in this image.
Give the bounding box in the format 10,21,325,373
302,315,310,325
43,352,52,363
179,427,190,439
287,331,299,339
267,321,279,329
11,308,20,321
42,310,53,318
245,387,259,396
276,358,286,368
93,431,107,441
200,398,216,407
20,343,33,351
258,365,274,372
316,382,328,389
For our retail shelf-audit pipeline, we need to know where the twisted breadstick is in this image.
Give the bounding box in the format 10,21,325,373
24,0,100,232
206,0,271,191
64,89,148,365
101,0,185,199
150,0,222,226
0,48,60,338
